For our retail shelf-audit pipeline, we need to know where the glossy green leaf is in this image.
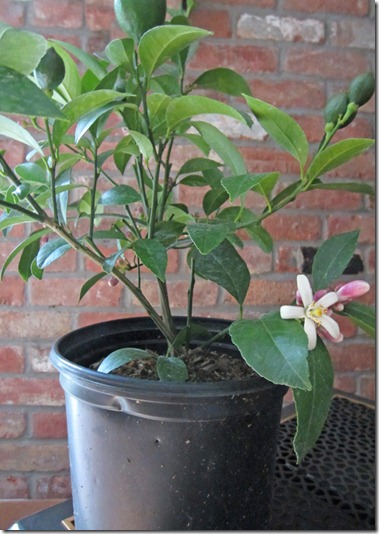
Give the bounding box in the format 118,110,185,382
0,115,44,155
15,162,47,185
222,172,280,202
133,238,167,281
50,43,82,100
98,185,141,205
0,228,48,280
244,95,309,169
79,272,107,301
0,214,36,233
157,355,188,382
192,239,250,305
192,67,252,96
105,38,135,70
166,95,246,133
0,27,47,75
18,238,42,282
177,157,221,176
230,314,311,389
75,102,119,143
171,324,212,350
54,169,71,225
339,301,375,338
102,249,126,274
36,238,72,269
34,47,65,91
307,138,375,182
312,230,359,292
308,181,374,196
53,90,123,146
192,121,246,175
180,175,209,187
203,187,229,216
52,39,107,79
98,348,153,374
187,222,235,255
154,221,185,246
139,25,211,80
293,339,334,462
128,130,154,161
244,224,273,253
0,67,64,119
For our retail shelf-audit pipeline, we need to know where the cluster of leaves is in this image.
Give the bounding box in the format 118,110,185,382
0,3,375,460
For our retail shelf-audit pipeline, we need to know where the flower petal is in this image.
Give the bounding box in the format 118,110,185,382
304,317,317,350
297,274,313,307
336,280,370,302
280,305,305,319
316,291,339,309
319,314,341,340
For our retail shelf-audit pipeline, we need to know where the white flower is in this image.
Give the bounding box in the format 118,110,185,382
280,274,342,350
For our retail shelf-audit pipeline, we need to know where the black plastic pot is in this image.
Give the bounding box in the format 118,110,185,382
50,317,287,530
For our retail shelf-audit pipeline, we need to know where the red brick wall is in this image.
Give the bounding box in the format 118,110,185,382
0,0,375,499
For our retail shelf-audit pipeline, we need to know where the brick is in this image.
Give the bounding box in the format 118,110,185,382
325,150,375,181
367,248,375,273
0,412,27,439
0,476,29,499
190,10,231,38
31,0,84,28
0,346,25,373
239,245,272,274
0,1,26,26
32,412,67,438
0,139,25,168
0,378,64,406
262,213,322,241
275,245,304,273
189,43,278,73
327,215,375,244
330,19,374,50
29,346,56,373
0,443,69,471
329,343,375,372
136,280,219,309
284,48,371,80
0,277,25,306
242,279,296,307
333,374,356,393
0,311,72,339
211,0,275,5
78,311,129,328
251,79,325,110
358,375,375,400
35,475,72,499
44,249,77,272
29,277,122,307
237,14,325,44
293,188,362,211
240,147,301,175
282,0,369,16
85,2,115,32
333,314,357,339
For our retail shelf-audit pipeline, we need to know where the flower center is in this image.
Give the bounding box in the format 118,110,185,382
306,302,326,326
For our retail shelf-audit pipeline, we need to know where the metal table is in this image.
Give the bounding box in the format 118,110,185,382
7,392,375,530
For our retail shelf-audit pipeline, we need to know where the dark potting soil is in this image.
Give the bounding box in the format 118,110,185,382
91,350,256,382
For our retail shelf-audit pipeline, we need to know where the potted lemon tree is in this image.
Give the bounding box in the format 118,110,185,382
0,0,375,529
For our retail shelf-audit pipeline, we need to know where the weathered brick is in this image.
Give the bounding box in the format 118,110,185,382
263,213,322,241
29,346,56,373
282,0,369,16
284,48,371,80
0,378,64,406
32,412,67,438
215,0,275,5
358,375,375,400
35,475,72,499
85,1,115,32
333,374,356,393
0,443,69,471
0,346,25,373
327,215,375,244
237,14,325,43
240,147,301,175
242,279,296,306
293,188,363,211
0,1,26,26
0,277,25,306
0,412,27,439
325,150,375,181
275,245,304,273
190,9,231,38
78,311,129,328
330,19,375,50
0,476,29,499
239,245,272,275
329,343,375,372
31,0,84,28
0,311,72,339
251,79,325,110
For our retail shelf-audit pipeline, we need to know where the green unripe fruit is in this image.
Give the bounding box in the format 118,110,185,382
114,0,167,43
324,91,349,126
348,71,375,107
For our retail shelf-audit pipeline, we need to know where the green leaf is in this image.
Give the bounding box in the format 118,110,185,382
312,230,359,292
128,130,154,161
54,169,71,225
222,172,280,202
192,67,252,96
154,221,185,246
98,185,141,205
230,313,311,389
36,238,71,269
18,238,42,282
339,301,375,337
51,39,107,79
75,102,119,143
0,115,44,155
244,95,309,169
177,157,221,175
308,181,375,196
171,324,212,350
166,95,246,133
157,356,189,382
15,162,47,185
187,222,235,255
192,239,250,305
0,67,65,119
0,27,47,75
50,42,81,100
105,38,135,70
0,228,49,280
293,339,334,462
307,138,375,182
203,187,229,216
98,348,153,374
103,249,126,274
192,121,246,175
52,90,123,146
139,25,211,80
133,238,167,281
0,214,36,233
34,47,65,91
79,272,107,301
244,224,273,253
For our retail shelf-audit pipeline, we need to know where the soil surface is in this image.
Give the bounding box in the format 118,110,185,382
92,349,256,382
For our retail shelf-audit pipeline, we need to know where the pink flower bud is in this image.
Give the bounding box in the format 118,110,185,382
107,276,119,287
336,280,370,303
